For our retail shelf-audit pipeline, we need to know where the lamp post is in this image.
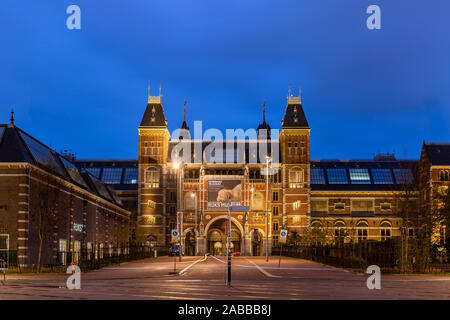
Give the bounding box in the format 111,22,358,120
265,155,272,262
250,187,254,256
173,161,183,261
226,199,231,286
191,192,197,255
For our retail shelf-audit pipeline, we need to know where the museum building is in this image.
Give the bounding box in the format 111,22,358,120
74,90,450,256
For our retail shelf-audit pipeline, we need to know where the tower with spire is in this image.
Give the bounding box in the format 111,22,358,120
179,100,190,139
279,85,310,236
137,84,170,244
257,101,271,139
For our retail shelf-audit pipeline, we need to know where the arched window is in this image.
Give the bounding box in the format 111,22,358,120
145,167,160,188
380,221,392,241
356,220,368,241
334,220,346,228
289,167,304,188
311,220,322,229
334,220,346,243
440,170,450,182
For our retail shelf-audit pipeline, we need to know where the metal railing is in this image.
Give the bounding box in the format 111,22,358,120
272,241,450,273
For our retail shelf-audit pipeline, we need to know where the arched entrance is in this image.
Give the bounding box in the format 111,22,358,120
184,228,196,256
206,218,242,255
251,229,263,256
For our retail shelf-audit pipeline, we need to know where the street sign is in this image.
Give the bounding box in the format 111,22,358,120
279,229,287,243
230,205,250,212
171,229,179,243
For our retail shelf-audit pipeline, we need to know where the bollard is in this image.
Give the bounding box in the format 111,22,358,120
154,249,157,258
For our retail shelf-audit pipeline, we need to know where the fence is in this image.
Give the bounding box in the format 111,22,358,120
51,244,169,272
2,245,168,273
272,240,450,273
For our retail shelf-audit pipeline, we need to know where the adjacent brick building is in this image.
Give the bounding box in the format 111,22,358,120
0,121,130,269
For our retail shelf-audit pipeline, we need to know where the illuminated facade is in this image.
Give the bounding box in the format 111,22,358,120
134,91,424,256
74,90,450,256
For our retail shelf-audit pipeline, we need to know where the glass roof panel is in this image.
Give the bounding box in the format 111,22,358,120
393,169,414,184
327,168,348,184
371,169,394,184
20,131,66,176
349,168,371,184
106,185,123,205
84,168,101,178
90,174,113,201
101,168,123,184
123,168,138,184
310,168,326,184
59,156,88,188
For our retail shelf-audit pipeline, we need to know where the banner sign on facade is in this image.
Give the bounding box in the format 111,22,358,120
207,179,242,211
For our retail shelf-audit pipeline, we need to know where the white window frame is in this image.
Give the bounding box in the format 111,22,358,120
59,239,67,266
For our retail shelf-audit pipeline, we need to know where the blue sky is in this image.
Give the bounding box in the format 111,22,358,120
1,0,449,160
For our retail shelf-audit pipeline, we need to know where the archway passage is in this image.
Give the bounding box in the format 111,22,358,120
184,229,196,256
206,218,242,255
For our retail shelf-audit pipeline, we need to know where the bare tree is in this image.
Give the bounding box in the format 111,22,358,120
392,162,421,272
29,171,58,272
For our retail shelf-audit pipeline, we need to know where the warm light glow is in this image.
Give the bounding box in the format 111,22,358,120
191,193,195,198
251,188,254,192
173,162,180,169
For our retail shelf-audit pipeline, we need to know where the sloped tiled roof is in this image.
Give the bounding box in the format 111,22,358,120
0,124,123,207
281,103,309,128
139,102,167,128
423,143,450,166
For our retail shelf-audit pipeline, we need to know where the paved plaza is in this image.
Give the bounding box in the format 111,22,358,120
1,256,450,300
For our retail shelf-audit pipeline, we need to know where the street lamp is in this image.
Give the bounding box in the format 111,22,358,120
265,155,272,262
191,191,197,255
173,161,183,261
249,187,254,256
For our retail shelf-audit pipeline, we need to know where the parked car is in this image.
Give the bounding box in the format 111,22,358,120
169,245,180,256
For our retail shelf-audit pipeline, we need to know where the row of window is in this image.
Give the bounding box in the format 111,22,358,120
440,170,450,181
311,220,392,229
143,141,161,156
141,167,414,189
311,199,391,212
58,239,129,265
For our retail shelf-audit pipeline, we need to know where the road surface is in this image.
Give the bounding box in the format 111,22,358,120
1,255,450,299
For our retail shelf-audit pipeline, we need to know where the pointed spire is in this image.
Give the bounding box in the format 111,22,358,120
147,83,151,103
257,100,270,139
180,99,190,132
10,108,14,125
159,81,162,97
263,100,266,123
298,82,302,103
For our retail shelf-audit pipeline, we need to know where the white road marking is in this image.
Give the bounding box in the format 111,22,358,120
209,255,226,263
179,254,209,275
244,258,281,278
